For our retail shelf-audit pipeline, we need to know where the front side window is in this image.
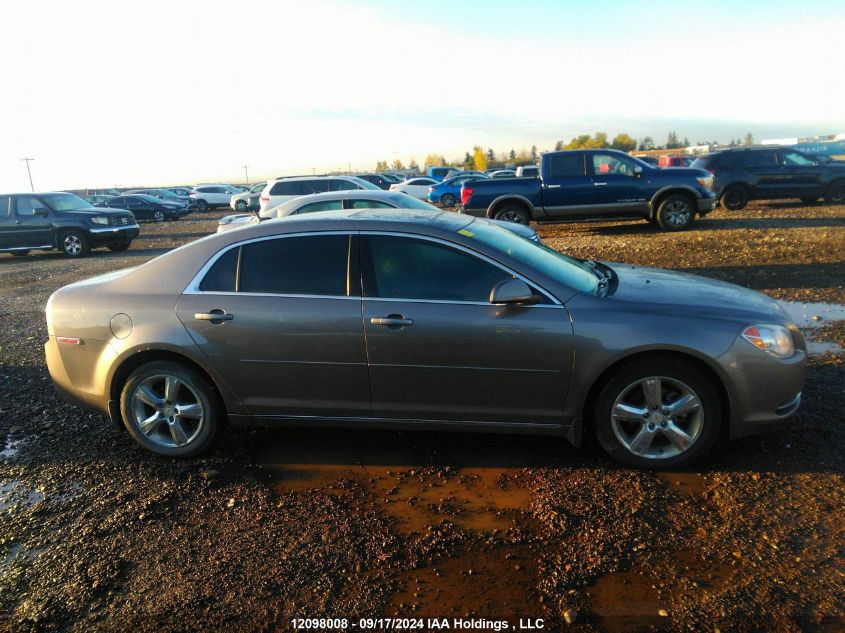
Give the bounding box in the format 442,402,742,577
237,235,349,296
363,235,512,302
328,179,358,192
548,154,586,179
782,152,815,167
295,200,344,214
591,153,638,176
16,196,49,216
109,197,126,206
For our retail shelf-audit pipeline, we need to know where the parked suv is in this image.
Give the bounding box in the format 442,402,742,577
461,149,717,231
692,147,845,210
258,176,380,212
190,185,243,211
0,192,138,257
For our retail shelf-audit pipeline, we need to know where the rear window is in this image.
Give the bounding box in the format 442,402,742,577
547,154,586,178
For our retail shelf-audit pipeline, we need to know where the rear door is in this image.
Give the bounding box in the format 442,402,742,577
745,150,784,197
361,233,573,425
540,152,594,216
0,195,13,248
176,232,371,419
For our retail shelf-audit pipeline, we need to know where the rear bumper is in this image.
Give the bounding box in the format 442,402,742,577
44,336,113,415
88,225,139,244
457,205,486,218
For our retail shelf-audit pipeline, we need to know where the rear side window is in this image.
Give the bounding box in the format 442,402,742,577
199,247,240,292
547,154,585,178
0,195,10,217
363,235,511,302
238,235,349,296
295,200,343,214
269,181,298,195
328,179,358,192
746,151,779,168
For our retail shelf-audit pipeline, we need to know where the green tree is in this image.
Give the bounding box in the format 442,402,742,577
638,136,654,151
463,152,474,170
509,148,516,160
424,154,446,168
682,137,690,147
408,158,419,172
666,131,681,149
744,132,754,146
530,145,538,161
554,140,564,151
486,148,495,162
473,146,488,171
610,133,637,152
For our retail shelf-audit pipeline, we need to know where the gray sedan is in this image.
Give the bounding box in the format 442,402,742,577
45,210,806,468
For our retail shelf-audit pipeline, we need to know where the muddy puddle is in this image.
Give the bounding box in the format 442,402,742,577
387,545,539,617
0,480,45,512
0,435,19,460
779,301,845,355
655,471,708,499
259,429,547,535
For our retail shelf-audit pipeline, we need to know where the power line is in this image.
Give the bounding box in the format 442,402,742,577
20,157,35,192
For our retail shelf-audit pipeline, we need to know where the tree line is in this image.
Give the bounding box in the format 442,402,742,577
374,132,757,173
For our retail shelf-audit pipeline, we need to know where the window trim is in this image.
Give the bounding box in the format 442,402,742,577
184,231,357,299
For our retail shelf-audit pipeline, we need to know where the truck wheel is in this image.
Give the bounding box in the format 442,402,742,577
493,204,530,225
60,230,91,258
108,241,132,252
656,195,695,231
720,185,748,211
196,199,209,212
440,193,456,207
825,181,845,204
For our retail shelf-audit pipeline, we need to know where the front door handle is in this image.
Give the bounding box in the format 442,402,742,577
194,309,234,323
371,314,413,328
593,182,608,186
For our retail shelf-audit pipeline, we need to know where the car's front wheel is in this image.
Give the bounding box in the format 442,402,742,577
120,361,222,457
593,357,722,469
196,199,209,212
655,194,695,230
235,199,247,212
153,210,166,222
59,230,90,258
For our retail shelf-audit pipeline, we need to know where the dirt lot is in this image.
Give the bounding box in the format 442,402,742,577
1,202,843,632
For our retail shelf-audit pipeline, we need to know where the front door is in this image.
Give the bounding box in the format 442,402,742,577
586,152,648,214
8,196,53,248
746,150,785,198
176,233,371,418
360,234,573,425
781,150,825,197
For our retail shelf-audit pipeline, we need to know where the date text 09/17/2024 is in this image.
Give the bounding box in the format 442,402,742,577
290,617,546,630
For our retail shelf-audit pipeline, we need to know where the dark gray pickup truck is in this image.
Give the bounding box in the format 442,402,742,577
460,149,718,231
0,192,138,258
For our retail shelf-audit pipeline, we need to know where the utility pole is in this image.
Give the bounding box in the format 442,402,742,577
242,165,250,184
348,162,351,175
312,167,315,175
20,157,35,192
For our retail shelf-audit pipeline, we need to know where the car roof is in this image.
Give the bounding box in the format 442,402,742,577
268,175,364,183
266,189,413,213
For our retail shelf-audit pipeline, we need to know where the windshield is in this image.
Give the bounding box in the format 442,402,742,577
42,193,93,211
466,219,599,294
346,177,382,191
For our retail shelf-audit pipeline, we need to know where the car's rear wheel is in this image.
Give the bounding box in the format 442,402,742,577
825,181,845,204
10,250,30,257
440,193,456,207
720,185,749,211
59,230,90,258
656,194,695,231
120,361,221,457
153,210,166,222
196,199,209,212
235,199,247,212
493,203,530,224
593,357,722,469
108,241,132,252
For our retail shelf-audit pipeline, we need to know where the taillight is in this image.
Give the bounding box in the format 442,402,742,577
260,194,269,202
461,186,473,206
707,169,715,174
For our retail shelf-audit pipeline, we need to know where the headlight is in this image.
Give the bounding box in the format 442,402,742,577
696,176,714,191
741,324,794,358
91,216,110,225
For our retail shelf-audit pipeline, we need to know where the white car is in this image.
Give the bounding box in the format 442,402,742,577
388,177,437,199
489,169,516,178
258,175,380,212
229,183,267,212
190,184,243,211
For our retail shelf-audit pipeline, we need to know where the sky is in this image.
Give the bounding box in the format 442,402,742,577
1,0,843,191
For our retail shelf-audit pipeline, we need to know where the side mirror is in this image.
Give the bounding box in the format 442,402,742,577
490,278,540,305
633,165,643,177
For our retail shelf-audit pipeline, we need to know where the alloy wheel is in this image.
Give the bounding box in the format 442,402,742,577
129,374,205,448
154,210,165,222
664,200,692,226
63,234,82,255
497,209,528,224
610,376,704,460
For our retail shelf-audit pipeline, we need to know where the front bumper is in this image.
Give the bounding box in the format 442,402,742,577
88,224,140,244
697,196,717,214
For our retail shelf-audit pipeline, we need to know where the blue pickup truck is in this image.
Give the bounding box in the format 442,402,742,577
460,149,718,230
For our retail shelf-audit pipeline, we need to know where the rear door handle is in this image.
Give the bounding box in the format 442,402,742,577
194,309,233,323
371,315,413,328
545,184,561,189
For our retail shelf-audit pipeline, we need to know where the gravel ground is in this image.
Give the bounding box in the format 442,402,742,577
0,202,843,632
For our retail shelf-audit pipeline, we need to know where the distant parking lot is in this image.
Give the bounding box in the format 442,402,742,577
1,202,843,630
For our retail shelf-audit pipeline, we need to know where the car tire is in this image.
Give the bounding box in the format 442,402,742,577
440,193,456,207
59,229,90,258
108,241,132,252
720,185,749,211
655,194,696,231
10,250,30,257
492,203,531,224
235,200,247,212
196,199,209,212
593,357,722,470
153,210,166,222
120,361,222,458
824,181,845,204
